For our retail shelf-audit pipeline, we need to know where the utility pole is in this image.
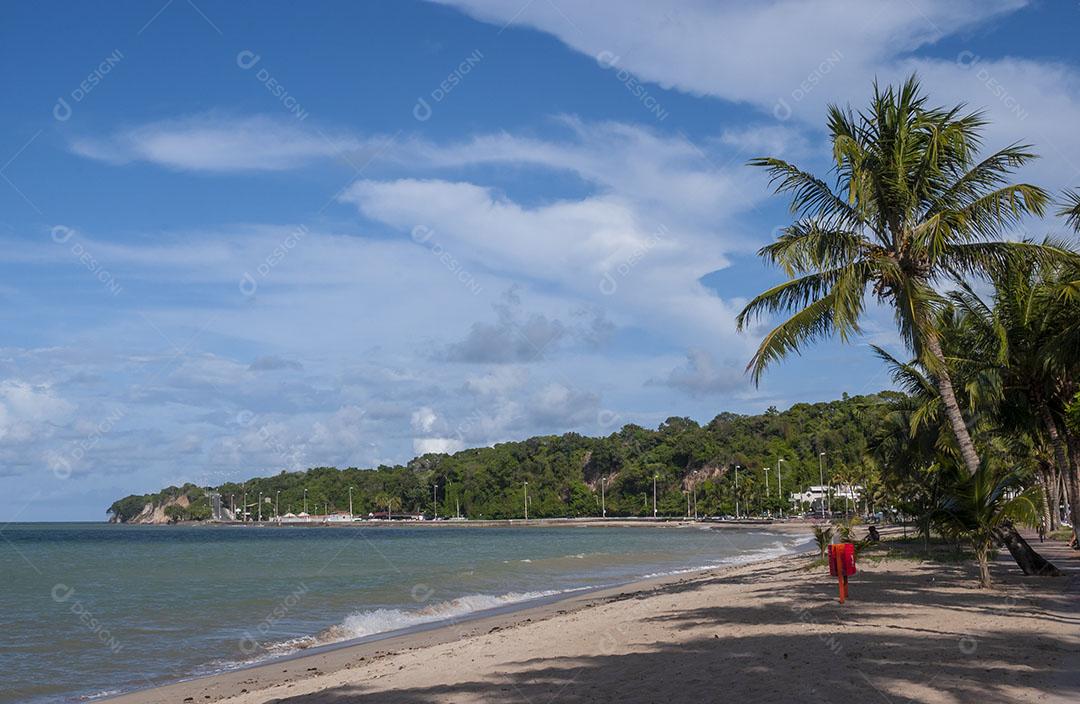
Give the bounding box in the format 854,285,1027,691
523,481,528,520
432,483,438,519
764,467,770,497
303,488,308,515
276,491,280,523
258,492,262,522
652,474,658,518
242,491,247,522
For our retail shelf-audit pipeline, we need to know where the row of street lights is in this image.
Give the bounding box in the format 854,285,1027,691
226,453,836,523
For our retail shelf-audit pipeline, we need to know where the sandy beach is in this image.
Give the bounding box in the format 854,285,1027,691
107,531,1079,704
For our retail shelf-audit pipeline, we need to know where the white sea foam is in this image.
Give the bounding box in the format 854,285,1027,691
639,539,807,579
317,589,580,642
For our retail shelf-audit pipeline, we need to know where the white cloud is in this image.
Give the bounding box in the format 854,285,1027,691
651,349,748,398
71,115,369,171
0,380,74,444
411,406,439,433
413,437,465,455
432,0,1024,119
464,367,528,396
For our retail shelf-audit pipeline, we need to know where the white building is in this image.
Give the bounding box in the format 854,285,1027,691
789,484,862,512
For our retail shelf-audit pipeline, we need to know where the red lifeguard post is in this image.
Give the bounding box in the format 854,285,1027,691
827,543,857,603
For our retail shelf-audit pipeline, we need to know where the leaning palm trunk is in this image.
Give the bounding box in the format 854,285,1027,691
927,336,1060,574
923,334,983,477
993,521,1060,575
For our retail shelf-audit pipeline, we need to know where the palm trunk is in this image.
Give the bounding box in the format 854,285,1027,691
1065,435,1080,547
1047,466,1060,530
1040,405,1080,546
922,335,981,477
993,521,1061,575
922,335,1060,574
975,542,991,589
1035,464,1056,533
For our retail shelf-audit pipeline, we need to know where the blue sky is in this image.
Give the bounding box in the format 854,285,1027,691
2,0,1079,520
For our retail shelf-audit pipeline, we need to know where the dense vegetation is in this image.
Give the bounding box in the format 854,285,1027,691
108,392,897,523
741,74,1080,586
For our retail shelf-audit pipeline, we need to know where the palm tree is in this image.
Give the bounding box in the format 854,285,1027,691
374,493,401,519
935,463,1041,588
737,75,1074,474
948,262,1080,543
737,75,1073,573
812,524,834,559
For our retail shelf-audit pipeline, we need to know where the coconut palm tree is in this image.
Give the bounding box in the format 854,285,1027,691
737,75,1074,573
934,463,1041,588
812,524,834,559
738,75,1075,474
374,493,401,519
948,262,1080,543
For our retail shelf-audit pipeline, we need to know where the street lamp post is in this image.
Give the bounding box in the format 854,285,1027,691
601,476,606,518
258,492,262,522
652,474,658,519
818,452,826,518
734,465,741,519
776,457,786,517
523,481,528,521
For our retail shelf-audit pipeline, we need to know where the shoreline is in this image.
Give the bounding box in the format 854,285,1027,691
113,516,815,529
103,538,816,704
103,533,1079,704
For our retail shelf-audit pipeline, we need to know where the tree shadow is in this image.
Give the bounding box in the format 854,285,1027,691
261,627,1076,704
258,550,1078,704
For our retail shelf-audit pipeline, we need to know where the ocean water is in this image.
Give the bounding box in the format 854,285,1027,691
1,522,810,703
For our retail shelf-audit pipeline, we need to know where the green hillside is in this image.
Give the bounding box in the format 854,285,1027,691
108,392,899,522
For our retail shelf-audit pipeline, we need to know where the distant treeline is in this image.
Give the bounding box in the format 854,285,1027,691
108,392,899,522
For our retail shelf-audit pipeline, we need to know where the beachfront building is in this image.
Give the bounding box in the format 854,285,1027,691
789,484,863,515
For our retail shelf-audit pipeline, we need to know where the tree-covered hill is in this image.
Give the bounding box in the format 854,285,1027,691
108,392,900,522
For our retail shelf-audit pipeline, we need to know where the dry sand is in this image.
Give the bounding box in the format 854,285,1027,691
108,533,1079,704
